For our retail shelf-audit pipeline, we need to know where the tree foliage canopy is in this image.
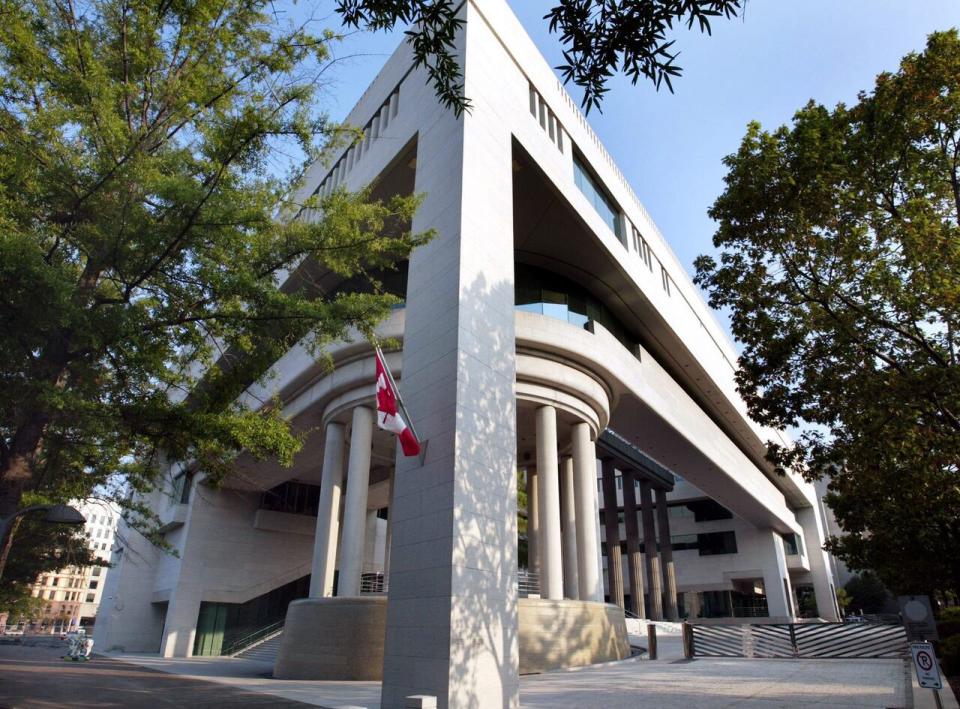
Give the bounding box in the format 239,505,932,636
695,31,960,596
335,0,741,113
0,0,428,541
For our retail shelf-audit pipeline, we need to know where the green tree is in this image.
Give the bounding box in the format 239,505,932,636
0,0,429,563
694,31,960,597
335,0,741,113
843,572,892,615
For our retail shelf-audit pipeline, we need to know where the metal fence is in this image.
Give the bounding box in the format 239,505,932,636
360,572,388,594
688,622,908,660
517,569,540,597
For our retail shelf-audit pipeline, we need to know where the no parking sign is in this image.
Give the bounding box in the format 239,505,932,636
910,642,943,690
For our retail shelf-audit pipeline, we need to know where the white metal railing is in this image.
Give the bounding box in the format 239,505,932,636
360,572,388,594
517,569,540,597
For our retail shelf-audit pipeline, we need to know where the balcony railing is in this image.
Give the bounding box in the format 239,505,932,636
518,569,540,598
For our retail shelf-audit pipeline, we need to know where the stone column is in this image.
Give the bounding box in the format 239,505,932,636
336,406,374,597
383,473,395,585
761,529,794,619
639,480,663,621
797,507,840,621
600,459,624,608
525,468,539,577
621,469,645,618
380,13,519,702
535,406,563,600
655,487,679,621
560,457,579,600
309,422,347,597
572,422,602,602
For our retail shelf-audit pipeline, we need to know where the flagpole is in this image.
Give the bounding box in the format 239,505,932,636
374,344,426,459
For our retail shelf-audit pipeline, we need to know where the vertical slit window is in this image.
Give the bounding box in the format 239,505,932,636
529,84,537,117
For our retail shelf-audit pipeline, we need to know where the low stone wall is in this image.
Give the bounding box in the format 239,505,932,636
273,596,387,680
273,596,629,680
518,598,630,674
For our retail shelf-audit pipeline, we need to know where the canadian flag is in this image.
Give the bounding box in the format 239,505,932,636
375,348,421,457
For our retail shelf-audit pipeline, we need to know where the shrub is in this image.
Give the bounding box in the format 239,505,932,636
939,634,960,677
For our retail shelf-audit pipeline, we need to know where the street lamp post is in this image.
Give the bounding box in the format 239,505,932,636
0,504,87,580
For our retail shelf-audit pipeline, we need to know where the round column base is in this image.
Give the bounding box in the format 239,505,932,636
272,596,629,679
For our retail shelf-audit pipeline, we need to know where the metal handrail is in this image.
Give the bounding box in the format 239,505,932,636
360,572,388,594
517,569,540,597
223,619,285,657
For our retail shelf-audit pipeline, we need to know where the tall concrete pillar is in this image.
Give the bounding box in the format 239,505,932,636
655,487,679,621
337,406,374,597
572,422,602,602
310,422,347,597
639,480,663,621
383,473,395,584
560,457,579,600
761,529,794,619
526,468,539,576
621,469,645,618
535,407,563,600
797,507,840,621
600,459,624,608
380,9,519,703
593,473,605,603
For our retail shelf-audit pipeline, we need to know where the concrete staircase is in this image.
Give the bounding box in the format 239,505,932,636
234,630,284,663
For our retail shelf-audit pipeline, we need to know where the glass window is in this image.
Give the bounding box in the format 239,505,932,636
172,471,193,504
89,581,98,590
91,567,101,577
514,264,637,354
686,500,734,522
671,534,699,551
781,532,804,556
698,531,738,556
573,154,623,243
86,593,95,603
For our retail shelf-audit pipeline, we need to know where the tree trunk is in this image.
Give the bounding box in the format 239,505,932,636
0,517,23,581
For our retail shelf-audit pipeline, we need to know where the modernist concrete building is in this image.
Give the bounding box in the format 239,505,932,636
94,0,841,706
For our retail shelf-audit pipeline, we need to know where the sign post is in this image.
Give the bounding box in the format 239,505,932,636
910,642,944,709
899,595,939,642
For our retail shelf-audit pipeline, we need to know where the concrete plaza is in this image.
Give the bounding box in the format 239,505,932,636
4,635,955,708
103,637,931,709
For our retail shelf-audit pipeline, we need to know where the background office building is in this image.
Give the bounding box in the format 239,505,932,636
0,501,120,635
94,1,841,706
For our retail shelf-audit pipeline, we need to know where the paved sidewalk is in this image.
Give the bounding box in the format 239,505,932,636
0,642,316,708
110,637,914,709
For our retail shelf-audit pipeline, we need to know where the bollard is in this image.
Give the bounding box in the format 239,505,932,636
681,621,694,659
647,623,658,660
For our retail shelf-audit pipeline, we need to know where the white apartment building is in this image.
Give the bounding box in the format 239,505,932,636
17,501,120,634
94,1,840,706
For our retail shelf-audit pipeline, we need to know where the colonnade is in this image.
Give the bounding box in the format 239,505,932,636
597,461,679,620
308,400,681,621
525,406,604,602
309,405,379,598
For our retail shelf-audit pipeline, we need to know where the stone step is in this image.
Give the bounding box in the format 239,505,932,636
234,630,284,663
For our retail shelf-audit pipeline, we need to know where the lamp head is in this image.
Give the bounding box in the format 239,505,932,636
42,504,86,525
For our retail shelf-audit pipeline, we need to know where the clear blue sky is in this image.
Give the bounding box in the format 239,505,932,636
320,0,960,285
